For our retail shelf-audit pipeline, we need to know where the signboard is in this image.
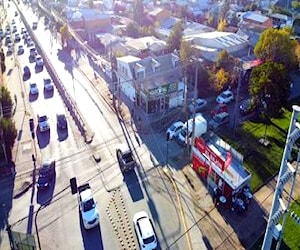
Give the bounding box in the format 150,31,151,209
148,82,177,98
194,137,225,171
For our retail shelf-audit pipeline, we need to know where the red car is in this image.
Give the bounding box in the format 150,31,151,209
211,103,228,116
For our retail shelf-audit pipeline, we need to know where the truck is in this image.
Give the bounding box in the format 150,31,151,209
116,143,136,173
77,183,99,230
177,114,207,145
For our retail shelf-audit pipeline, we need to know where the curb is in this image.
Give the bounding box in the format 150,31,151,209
13,180,33,199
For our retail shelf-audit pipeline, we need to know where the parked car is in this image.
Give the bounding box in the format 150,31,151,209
23,66,31,79
209,112,230,130
133,211,157,250
211,103,228,117
167,121,184,140
14,33,20,43
216,90,234,104
56,113,67,130
5,36,12,45
29,47,37,58
35,56,43,68
6,44,13,56
37,114,50,132
239,98,258,115
29,83,39,95
17,45,24,55
37,159,56,190
188,98,207,113
32,22,38,30
12,25,17,33
43,78,54,91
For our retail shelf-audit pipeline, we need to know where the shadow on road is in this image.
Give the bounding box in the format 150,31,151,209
79,210,104,250
123,170,144,202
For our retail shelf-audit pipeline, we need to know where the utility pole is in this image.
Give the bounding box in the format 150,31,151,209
233,65,243,137
190,61,199,159
0,89,7,163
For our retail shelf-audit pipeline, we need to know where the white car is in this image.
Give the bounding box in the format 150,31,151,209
37,114,50,132
216,90,234,104
188,98,207,113
133,211,157,250
167,121,184,140
29,83,39,95
43,78,54,91
35,56,43,67
78,184,99,230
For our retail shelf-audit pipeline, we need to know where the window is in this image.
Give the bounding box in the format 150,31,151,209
136,70,145,79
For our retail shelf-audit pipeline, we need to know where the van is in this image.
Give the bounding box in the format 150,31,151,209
177,114,207,145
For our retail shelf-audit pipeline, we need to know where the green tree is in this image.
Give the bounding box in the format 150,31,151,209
292,1,300,10
167,21,184,52
126,22,140,38
254,28,297,70
133,0,144,26
249,62,289,117
0,118,17,160
0,86,13,118
180,40,193,72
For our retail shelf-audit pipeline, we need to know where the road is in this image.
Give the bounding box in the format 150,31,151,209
0,1,193,250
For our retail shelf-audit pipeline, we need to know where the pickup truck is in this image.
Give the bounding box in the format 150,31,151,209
77,183,99,229
116,144,136,173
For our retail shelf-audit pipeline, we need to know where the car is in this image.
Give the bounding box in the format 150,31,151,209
14,11,18,16
14,33,21,43
116,144,136,172
5,36,12,45
0,28,4,38
216,90,234,104
56,113,67,129
211,103,228,117
209,112,230,130
188,98,207,113
32,22,38,30
167,121,184,140
44,78,54,91
133,211,157,250
239,98,258,115
77,183,99,230
23,66,31,79
12,25,17,33
29,83,39,95
35,56,43,67
21,27,26,34
6,44,13,56
17,45,24,55
37,159,56,190
29,47,37,58
26,37,33,47
27,41,35,48
37,114,50,132
11,19,15,25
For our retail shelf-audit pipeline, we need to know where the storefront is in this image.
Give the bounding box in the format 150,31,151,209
192,134,252,212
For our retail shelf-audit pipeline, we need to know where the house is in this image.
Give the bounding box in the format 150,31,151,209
239,11,273,31
184,31,248,62
116,53,185,115
148,7,172,25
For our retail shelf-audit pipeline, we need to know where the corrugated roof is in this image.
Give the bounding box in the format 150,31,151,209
242,12,269,23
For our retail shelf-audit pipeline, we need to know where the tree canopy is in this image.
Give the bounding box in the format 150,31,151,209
167,21,184,52
180,40,193,71
0,86,13,118
133,0,144,26
254,28,297,70
210,68,229,92
249,62,289,117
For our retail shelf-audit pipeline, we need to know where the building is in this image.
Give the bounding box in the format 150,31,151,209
184,31,248,62
116,53,185,115
192,134,252,211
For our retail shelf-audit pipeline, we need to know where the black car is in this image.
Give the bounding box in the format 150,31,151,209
56,113,67,129
239,98,257,115
37,160,56,190
23,66,31,79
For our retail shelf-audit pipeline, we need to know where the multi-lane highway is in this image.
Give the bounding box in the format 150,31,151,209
0,1,191,250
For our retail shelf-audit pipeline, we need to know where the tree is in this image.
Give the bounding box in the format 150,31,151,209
0,86,13,118
210,68,229,91
219,0,230,21
295,43,300,68
254,28,297,70
0,49,5,73
167,21,184,52
216,49,229,68
292,1,300,10
59,24,69,47
217,19,227,31
180,40,193,72
133,0,144,26
0,117,17,160
249,62,289,117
